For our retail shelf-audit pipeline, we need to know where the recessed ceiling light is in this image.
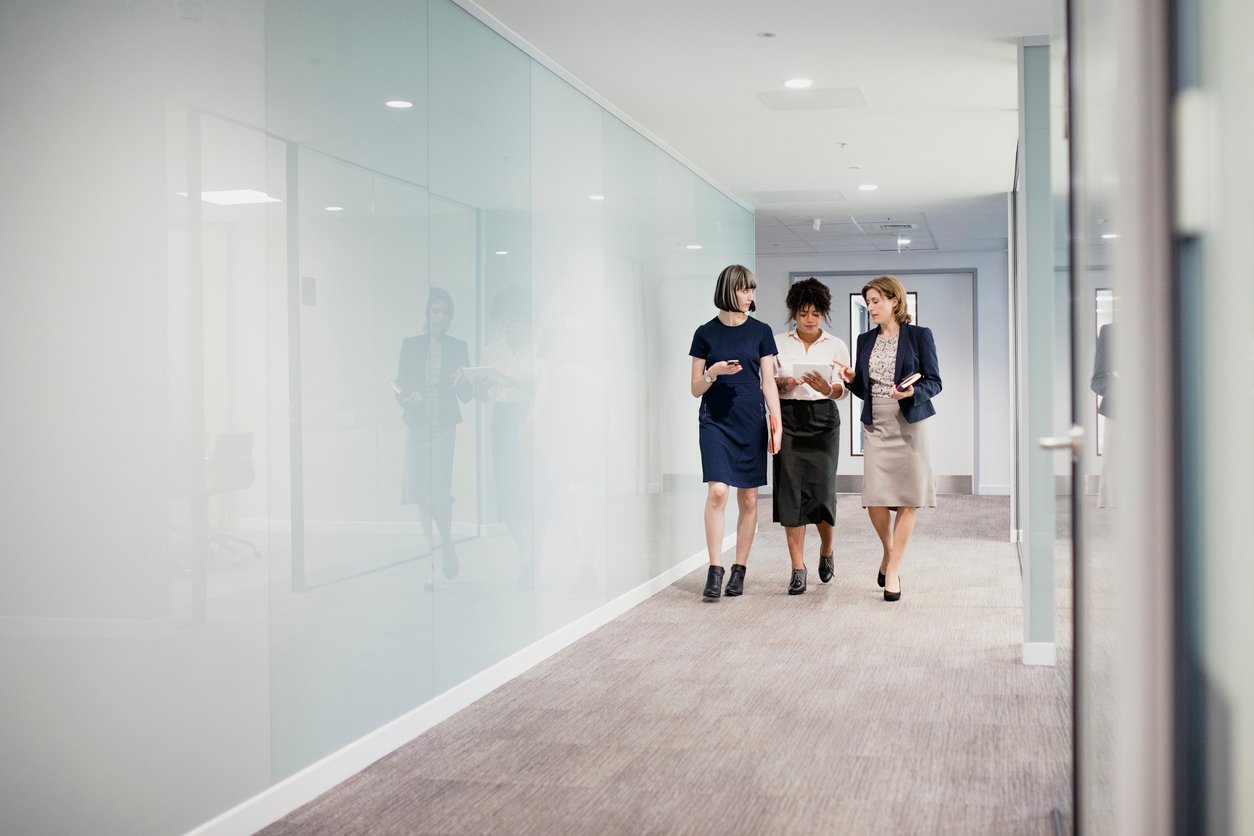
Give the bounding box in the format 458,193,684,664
897,237,912,245
858,184,878,192
784,78,813,89
588,194,605,201
1100,233,1120,240
686,244,703,250
495,250,508,255
385,100,414,109
178,189,281,205
325,206,343,212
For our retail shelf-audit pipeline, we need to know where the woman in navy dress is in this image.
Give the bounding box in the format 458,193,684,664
689,265,783,601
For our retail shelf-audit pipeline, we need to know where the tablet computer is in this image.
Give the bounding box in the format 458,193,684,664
790,361,832,380
458,365,498,384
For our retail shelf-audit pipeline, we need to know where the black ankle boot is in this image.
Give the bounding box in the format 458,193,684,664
702,565,725,601
788,566,807,595
818,553,834,583
724,563,746,597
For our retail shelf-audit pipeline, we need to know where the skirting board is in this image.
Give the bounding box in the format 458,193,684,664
1022,642,1057,667
185,534,734,836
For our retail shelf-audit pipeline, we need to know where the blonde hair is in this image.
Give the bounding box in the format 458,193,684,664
713,264,757,313
861,274,911,325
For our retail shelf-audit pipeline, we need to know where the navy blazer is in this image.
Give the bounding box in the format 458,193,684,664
396,334,472,429
845,323,942,425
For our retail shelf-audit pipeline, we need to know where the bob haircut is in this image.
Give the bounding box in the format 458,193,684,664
713,264,758,313
785,277,832,322
861,274,912,325
427,286,454,317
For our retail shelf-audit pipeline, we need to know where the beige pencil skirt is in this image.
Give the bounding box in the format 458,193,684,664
862,397,937,509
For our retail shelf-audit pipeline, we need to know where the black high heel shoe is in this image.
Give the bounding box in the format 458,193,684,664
883,575,901,602
818,553,834,583
877,570,886,588
788,566,807,595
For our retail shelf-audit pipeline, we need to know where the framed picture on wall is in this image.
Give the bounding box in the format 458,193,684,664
1094,288,1114,455
848,292,918,456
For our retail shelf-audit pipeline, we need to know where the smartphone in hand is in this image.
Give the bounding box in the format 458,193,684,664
895,372,922,392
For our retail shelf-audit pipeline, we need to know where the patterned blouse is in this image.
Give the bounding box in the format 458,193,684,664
424,338,444,422
869,332,899,398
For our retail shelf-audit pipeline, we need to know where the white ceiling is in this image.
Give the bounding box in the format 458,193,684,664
467,0,1054,254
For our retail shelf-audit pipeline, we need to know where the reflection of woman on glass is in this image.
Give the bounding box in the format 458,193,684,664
480,287,534,587
395,287,472,579
772,278,850,595
689,265,783,602
835,275,941,602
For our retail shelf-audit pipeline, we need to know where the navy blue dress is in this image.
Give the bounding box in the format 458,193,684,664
690,317,779,488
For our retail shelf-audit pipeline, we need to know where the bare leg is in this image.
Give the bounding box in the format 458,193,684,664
817,520,835,557
867,506,893,575
885,507,917,593
785,525,806,570
733,487,759,565
704,482,730,565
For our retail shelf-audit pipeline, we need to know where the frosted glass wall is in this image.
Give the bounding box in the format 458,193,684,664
0,0,753,833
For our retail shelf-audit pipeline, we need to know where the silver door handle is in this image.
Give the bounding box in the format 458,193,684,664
1038,425,1085,461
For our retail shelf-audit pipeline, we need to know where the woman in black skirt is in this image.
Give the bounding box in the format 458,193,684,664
772,278,849,595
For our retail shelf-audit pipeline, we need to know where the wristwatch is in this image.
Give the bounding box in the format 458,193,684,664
703,372,716,384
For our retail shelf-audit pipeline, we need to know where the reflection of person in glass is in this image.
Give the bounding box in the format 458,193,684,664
395,287,472,579
772,278,850,595
1091,322,1116,508
835,275,941,602
479,287,534,587
689,265,783,602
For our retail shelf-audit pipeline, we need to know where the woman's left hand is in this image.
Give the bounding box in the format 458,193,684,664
890,384,913,401
801,370,832,396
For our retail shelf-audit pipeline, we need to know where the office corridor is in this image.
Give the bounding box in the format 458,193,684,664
263,495,1071,835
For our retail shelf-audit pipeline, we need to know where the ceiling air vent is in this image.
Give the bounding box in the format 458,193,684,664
873,222,917,232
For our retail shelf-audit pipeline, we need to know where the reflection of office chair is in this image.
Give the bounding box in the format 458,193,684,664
206,432,260,561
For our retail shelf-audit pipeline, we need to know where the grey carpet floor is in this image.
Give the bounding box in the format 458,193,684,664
262,495,1072,835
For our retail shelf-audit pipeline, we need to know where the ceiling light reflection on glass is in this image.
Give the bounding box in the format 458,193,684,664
177,189,281,205
1101,233,1120,239
495,250,508,255
385,100,414,109
686,244,703,250
784,78,813,89
588,194,605,201
325,206,343,212
858,184,878,191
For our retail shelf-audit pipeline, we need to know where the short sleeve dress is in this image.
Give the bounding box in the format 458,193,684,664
689,316,779,488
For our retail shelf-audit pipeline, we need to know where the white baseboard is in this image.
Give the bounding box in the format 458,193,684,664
980,483,1011,496
1022,642,1057,666
1010,529,1022,543
185,534,732,836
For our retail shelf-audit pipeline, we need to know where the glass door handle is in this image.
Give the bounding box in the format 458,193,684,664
1038,424,1085,461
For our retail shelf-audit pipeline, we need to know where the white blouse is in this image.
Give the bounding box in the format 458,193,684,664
774,329,851,402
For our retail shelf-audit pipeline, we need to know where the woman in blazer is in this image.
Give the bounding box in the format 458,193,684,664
396,287,473,579
836,275,941,601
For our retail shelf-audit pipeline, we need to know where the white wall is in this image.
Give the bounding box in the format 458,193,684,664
755,247,1012,495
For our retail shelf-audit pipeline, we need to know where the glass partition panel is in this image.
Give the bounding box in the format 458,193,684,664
428,0,535,691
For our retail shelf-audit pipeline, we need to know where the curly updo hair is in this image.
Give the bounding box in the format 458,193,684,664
785,277,833,323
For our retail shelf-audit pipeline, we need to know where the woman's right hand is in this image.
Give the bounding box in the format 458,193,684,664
707,360,742,378
832,359,855,384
